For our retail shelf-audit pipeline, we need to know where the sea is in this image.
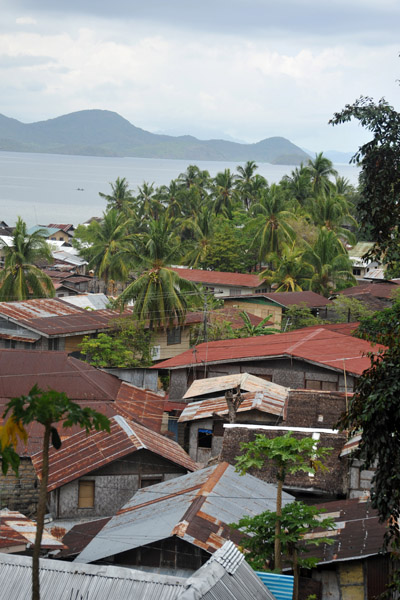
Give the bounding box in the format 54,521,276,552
0,151,361,228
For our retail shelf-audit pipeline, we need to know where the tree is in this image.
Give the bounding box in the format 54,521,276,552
74,210,134,294
3,386,110,600
303,228,356,296
331,295,374,323
98,177,135,214
260,244,313,292
235,432,331,572
0,217,55,301
330,96,400,269
210,169,238,217
117,217,202,328
236,310,279,337
233,502,334,600
80,318,154,368
306,152,338,195
281,303,325,332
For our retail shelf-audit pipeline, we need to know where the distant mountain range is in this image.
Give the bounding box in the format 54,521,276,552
0,110,311,165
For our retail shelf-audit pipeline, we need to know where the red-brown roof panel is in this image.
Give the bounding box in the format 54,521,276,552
171,268,264,288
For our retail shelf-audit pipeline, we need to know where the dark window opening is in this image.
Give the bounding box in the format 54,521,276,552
167,327,181,345
353,268,361,276
140,476,163,488
198,428,212,448
48,338,59,350
213,421,225,437
305,379,338,391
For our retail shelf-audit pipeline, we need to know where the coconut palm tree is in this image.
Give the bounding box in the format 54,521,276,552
261,244,313,292
210,169,237,217
76,210,134,294
251,184,296,261
99,177,136,214
303,228,356,296
117,217,202,328
306,191,357,243
307,153,338,195
0,217,55,301
236,161,266,210
181,206,216,267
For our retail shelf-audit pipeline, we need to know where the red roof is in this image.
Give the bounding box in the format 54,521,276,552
31,415,198,491
340,282,400,300
154,327,383,376
227,290,332,308
171,267,265,288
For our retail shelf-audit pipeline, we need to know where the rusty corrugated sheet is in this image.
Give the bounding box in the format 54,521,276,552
183,373,288,399
340,434,362,457
0,298,83,320
171,268,264,288
154,328,383,377
179,389,286,423
0,509,65,549
31,415,198,491
116,382,165,433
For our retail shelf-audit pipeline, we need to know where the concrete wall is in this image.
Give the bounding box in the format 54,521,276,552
49,449,189,519
104,368,159,391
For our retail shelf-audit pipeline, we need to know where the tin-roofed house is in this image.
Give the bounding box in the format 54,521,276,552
178,374,289,465
75,462,294,575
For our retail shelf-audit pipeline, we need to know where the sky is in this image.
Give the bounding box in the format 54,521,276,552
1,0,400,153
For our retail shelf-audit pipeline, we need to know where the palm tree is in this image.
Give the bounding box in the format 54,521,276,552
76,210,134,294
182,206,216,267
117,217,202,328
137,182,164,221
237,311,278,336
251,185,296,261
210,169,237,217
99,177,136,214
303,228,356,296
306,191,357,244
236,161,265,210
281,164,312,207
307,153,338,195
0,217,55,301
261,244,313,292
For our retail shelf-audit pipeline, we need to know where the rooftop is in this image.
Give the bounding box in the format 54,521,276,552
227,290,332,308
32,415,198,492
171,267,265,288
154,327,383,376
76,462,293,564
0,509,65,551
339,281,399,300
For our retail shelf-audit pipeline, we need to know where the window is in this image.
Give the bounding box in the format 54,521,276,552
48,338,59,350
78,480,95,508
353,268,361,276
140,476,163,488
229,288,242,296
167,327,181,345
4,339,16,349
305,379,338,391
198,428,212,448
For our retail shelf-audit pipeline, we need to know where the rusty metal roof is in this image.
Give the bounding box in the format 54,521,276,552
301,497,387,565
171,268,265,288
179,389,287,423
0,350,167,454
31,415,198,492
340,434,362,457
226,290,332,308
0,509,65,550
154,327,383,377
0,298,83,320
57,518,111,559
76,462,294,564
183,373,287,399
340,282,400,299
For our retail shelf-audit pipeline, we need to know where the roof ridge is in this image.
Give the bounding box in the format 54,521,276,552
113,415,146,450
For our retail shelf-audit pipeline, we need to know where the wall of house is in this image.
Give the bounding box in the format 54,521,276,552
103,368,159,391
0,458,39,517
153,326,193,361
223,299,282,326
348,458,375,499
203,285,262,298
49,449,189,519
168,358,355,401
64,334,85,354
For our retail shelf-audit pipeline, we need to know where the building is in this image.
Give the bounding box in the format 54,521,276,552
75,462,294,572
154,327,382,400
171,267,269,297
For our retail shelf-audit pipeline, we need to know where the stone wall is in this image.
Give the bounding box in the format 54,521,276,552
0,458,39,517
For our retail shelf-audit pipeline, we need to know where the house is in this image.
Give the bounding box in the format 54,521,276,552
347,241,377,279
0,509,65,555
27,225,71,244
179,374,289,464
223,290,333,327
31,414,198,522
0,541,277,600
154,327,383,400
75,462,294,572
171,267,269,297
0,349,169,515
303,497,390,600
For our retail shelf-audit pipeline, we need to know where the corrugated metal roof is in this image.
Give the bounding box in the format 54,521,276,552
340,434,362,457
171,268,265,288
301,497,387,565
179,390,287,423
0,542,275,600
154,328,383,377
348,242,374,259
340,282,399,300
31,415,198,491
76,462,294,564
61,293,110,310
226,291,332,308
256,573,293,600
0,298,83,320
0,509,65,550
183,373,288,399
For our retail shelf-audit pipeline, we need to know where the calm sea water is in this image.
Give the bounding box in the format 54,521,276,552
0,151,360,228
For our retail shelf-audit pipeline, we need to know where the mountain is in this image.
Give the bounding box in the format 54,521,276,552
0,110,310,165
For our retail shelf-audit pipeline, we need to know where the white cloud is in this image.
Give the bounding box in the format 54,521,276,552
15,16,37,25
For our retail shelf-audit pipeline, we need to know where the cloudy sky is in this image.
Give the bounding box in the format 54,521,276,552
1,0,399,152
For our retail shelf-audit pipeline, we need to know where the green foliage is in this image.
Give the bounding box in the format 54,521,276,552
330,97,400,270
331,295,374,323
0,217,55,301
236,311,279,337
355,298,400,346
235,431,331,481
233,501,335,572
80,319,154,368
281,303,325,332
